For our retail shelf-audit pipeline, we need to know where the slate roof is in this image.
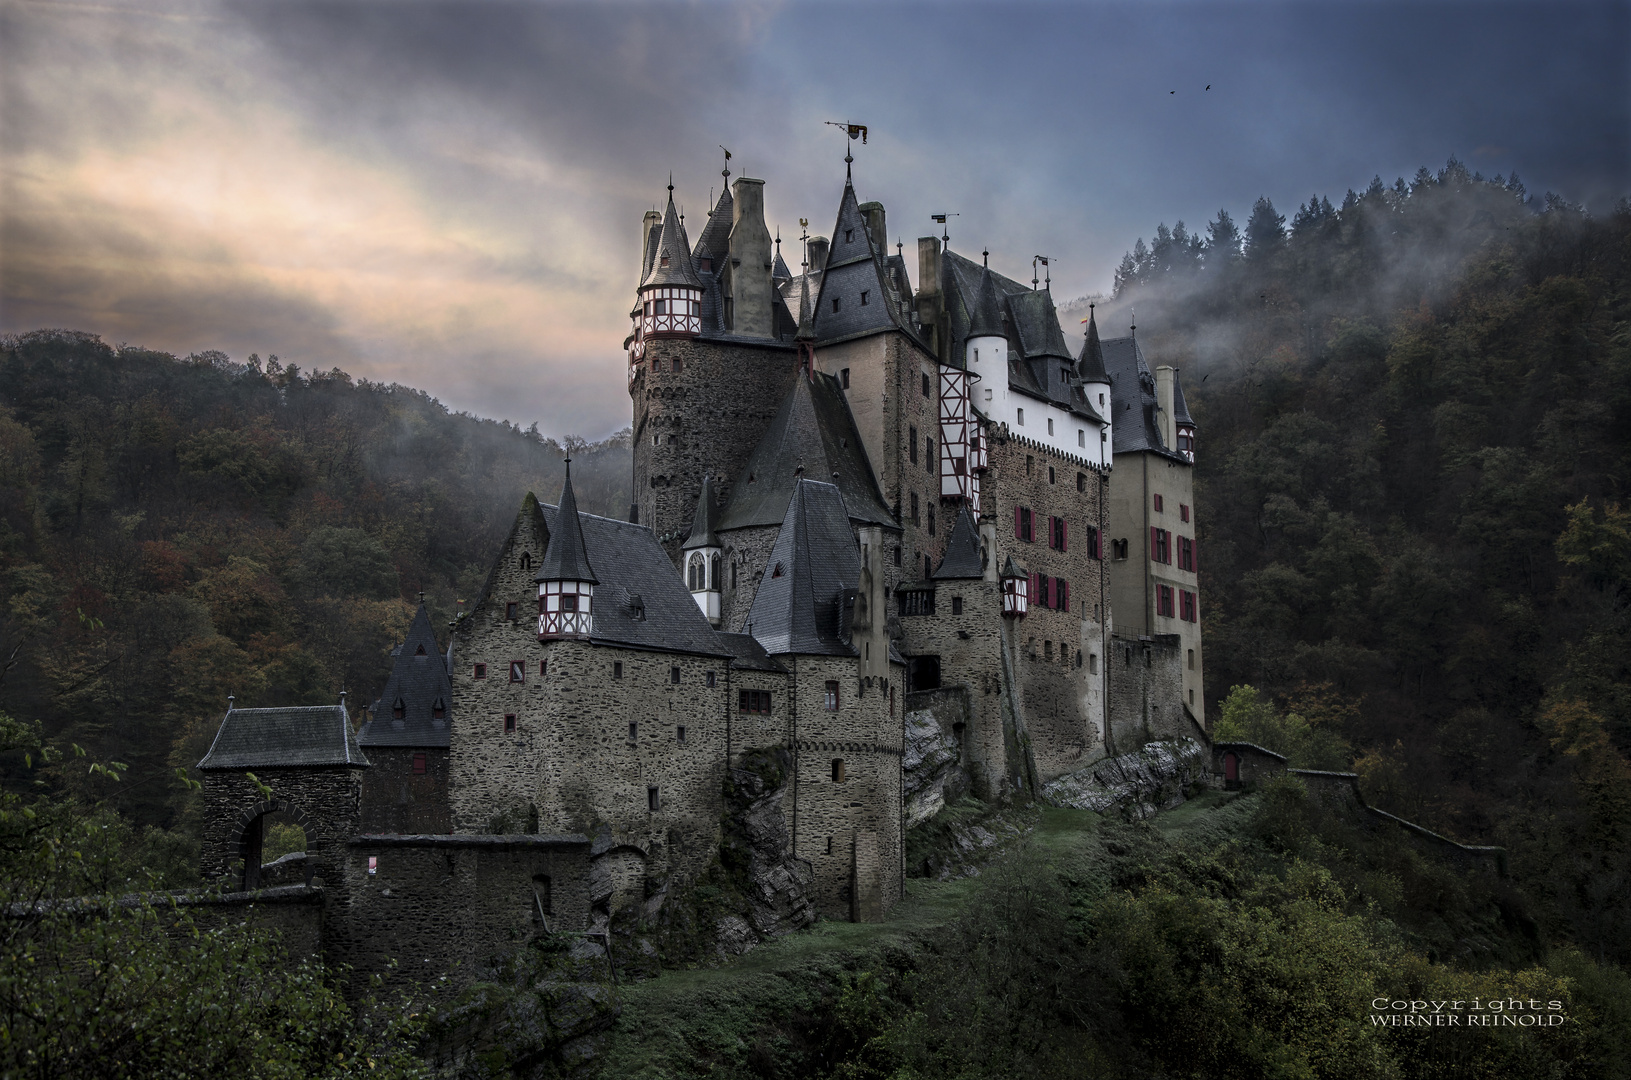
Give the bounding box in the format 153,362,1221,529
773,250,792,281
683,474,721,550
716,370,895,532
1008,289,1073,361
967,263,1005,339
537,463,598,584
360,604,452,748
692,186,733,265
1103,335,1186,460
744,480,861,656
199,705,367,770
1077,307,1110,384
934,507,985,579
809,180,915,343
1172,369,1195,426
641,191,704,290
538,503,727,657
715,632,789,673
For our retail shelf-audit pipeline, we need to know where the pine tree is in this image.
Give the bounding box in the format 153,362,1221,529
1244,196,1287,260
1205,209,1241,266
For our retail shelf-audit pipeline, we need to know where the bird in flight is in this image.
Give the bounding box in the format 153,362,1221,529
1206,84,1212,90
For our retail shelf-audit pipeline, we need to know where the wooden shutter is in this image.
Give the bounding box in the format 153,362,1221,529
1061,518,1068,553
1150,527,1158,560
1015,506,1023,539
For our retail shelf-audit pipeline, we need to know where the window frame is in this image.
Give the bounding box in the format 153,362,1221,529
824,681,840,711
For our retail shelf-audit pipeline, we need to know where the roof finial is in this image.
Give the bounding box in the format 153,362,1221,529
982,248,989,267
339,689,347,707
227,693,235,712
720,144,731,183
417,588,425,604
896,237,903,259
667,171,674,195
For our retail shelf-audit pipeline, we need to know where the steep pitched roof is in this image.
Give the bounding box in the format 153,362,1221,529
692,185,733,263
199,704,367,770
1103,335,1186,459
744,480,860,656
1172,368,1195,426
547,504,726,656
934,507,985,579
641,190,704,290
967,262,1005,339
537,463,598,584
1008,289,1073,361
1077,307,1110,384
717,370,895,531
715,631,789,672
683,474,721,550
360,604,453,748
773,250,792,281
810,180,909,342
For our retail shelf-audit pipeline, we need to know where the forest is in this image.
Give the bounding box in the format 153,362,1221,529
1093,161,1631,966
1,158,1629,1077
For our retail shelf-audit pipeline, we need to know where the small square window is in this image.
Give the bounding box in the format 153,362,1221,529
677,725,687,743
474,663,487,679
504,713,516,732
412,752,427,774
831,758,845,782
613,661,623,679
672,357,683,374
670,665,681,684
1017,407,1025,426
506,601,518,621
825,681,840,711
705,670,716,688
951,596,963,615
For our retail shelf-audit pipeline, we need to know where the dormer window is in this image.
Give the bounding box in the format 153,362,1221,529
845,229,853,243
772,562,785,579
432,698,446,719
392,698,405,719
698,257,711,272
415,644,427,656
832,298,841,313
860,290,869,306
659,256,670,267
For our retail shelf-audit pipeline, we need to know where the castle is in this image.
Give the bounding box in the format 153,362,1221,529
196,155,1204,973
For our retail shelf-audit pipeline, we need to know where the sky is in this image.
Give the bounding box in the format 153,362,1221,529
2,0,1627,440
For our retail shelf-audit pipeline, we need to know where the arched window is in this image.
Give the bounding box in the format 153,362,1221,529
710,554,721,591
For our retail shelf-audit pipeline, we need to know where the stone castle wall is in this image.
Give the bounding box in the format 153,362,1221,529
634,336,799,557
786,654,904,920
1107,632,1194,753
200,767,364,889
358,747,450,835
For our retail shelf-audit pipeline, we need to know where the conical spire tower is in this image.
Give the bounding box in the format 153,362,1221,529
538,460,598,638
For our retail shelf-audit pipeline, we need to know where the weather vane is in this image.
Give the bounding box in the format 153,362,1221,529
824,121,868,177
719,145,731,182
931,212,959,247
1032,255,1052,290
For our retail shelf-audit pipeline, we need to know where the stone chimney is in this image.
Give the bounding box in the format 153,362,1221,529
807,236,830,274
639,210,662,276
917,237,944,360
1154,365,1176,451
727,177,774,338
858,201,886,254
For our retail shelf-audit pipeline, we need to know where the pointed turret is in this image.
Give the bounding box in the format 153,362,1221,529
1077,305,1110,384
967,262,1006,340
683,475,723,624
1000,553,1029,617
360,601,452,749
934,507,985,579
537,461,598,638
637,183,704,338
1172,369,1196,461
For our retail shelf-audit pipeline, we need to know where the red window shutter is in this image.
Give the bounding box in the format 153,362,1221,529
1151,526,1158,558
1015,506,1023,539
1061,518,1068,552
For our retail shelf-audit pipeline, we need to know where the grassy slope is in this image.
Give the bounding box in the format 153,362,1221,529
597,793,1259,1078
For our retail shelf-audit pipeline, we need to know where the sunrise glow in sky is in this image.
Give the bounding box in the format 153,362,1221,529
3,0,1626,438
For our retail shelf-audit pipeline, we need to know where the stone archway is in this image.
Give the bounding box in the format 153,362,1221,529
232,797,318,890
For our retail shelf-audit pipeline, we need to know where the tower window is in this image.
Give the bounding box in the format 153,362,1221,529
648,786,660,812
672,357,683,374
909,426,918,463
922,373,931,397
831,758,846,782
1078,429,1085,447
670,665,681,684
506,601,518,621
860,290,869,305
826,836,833,855
1048,465,1055,485
706,670,716,688
560,594,578,613
1047,417,1054,435
1181,504,1190,522
613,661,623,679
677,726,687,743
926,437,935,473
1153,494,1164,512
412,752,427,774
928,507,936,536
629,721,638,740
474,663,487,679
1016,408,1024,426
951,596,963,615
841,368,850,389
894,546,902,567
910,492,919,524
504,713,516,732
832,298,841,313
510,661,524,683
825,681,840,710
1077,472,1086,492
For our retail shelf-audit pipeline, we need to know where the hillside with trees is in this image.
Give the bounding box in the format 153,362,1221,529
1092,161,1631,965
0,333,631,829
